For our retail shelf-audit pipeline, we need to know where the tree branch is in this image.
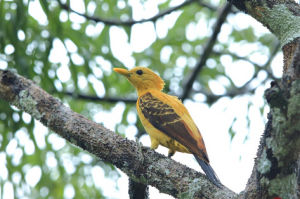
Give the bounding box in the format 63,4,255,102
129,179,149,199
181,2,232,100
229,0,300,48
0,69,237,199
59,90,136,104
57,0,197,26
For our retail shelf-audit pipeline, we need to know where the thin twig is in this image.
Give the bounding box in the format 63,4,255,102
57,0,196,26
196,1,218,10
61,91,137,104
196,1,238,13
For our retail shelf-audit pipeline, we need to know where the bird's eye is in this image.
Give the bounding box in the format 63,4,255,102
136,70,143,75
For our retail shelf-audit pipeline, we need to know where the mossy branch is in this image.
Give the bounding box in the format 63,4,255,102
0,69,236,199
229,0,300,48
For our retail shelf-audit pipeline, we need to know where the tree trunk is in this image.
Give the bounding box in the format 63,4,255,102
229,0,300,198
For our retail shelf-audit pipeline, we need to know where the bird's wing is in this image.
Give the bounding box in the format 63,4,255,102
138,91,209,162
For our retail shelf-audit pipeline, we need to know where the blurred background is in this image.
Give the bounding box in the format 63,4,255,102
0,0,283,198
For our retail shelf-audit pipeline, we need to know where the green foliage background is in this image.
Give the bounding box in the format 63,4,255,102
0,0,280,198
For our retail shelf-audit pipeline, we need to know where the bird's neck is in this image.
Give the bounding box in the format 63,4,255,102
134,78,164,96
137,87,159,96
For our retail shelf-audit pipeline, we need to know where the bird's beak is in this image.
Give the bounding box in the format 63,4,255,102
113,68,130,77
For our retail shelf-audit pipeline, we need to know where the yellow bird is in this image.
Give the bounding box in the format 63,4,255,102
114,66,222,187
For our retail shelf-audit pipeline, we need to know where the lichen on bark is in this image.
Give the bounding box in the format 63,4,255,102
13,89,44,120
244,1,300,47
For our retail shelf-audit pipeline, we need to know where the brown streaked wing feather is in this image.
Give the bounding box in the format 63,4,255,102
139,92,209,162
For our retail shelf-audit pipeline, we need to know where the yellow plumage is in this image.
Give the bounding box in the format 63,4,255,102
114,66,222,187
137,90,191,155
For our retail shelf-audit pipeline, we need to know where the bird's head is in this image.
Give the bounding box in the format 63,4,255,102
113,67,165,93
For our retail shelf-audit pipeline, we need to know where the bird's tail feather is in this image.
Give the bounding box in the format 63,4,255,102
194,155,222,188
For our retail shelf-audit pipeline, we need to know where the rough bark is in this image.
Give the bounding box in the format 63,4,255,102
129,179,149,199
0,69,236,199
229,0,300,198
